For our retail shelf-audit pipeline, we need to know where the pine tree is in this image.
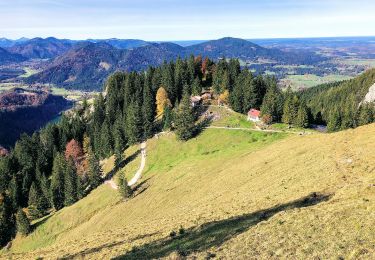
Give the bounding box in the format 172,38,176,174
0,193,15,247
51,153,65,210
260,82,284,123
295,102,309,128
8,175,21,211
16,208,30,236
142,75,156,138
118,173,133,199
229,72,244,112
174,91,196,141
88,148,102,189
100,119,113,158
356,103,374,126
191,77,202,96
28,182,44,220
327,108,341,132
113,117,126,167
125,101,143,145
282,87,294,125
163,104,173,130
64,159,78,207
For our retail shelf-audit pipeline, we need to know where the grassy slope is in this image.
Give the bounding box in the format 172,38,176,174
2,125,375,259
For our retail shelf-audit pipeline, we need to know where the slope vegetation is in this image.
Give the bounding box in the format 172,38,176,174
3,125,375,259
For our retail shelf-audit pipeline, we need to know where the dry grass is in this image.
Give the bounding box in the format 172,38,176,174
2,124,375,259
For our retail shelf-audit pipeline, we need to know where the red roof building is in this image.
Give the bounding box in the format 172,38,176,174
247,109,261,122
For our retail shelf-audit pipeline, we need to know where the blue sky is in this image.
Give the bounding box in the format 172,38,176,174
1,0,375,40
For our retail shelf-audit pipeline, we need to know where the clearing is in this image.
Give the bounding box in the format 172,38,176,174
2,124,375,259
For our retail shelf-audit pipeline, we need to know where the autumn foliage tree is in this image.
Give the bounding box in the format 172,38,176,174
65,139,84,175
156,87,172,118
65,139,83,162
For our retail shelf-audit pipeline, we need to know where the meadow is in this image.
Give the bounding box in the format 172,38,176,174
2,122,375,259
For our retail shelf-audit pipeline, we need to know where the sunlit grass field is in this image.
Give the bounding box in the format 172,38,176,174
2,124,375,259
280,74,353,90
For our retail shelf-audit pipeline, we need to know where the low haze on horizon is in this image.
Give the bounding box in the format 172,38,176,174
1,0,375,40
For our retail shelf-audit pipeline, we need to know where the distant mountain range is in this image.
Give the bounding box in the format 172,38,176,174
0,36,326,90
0,47,27,64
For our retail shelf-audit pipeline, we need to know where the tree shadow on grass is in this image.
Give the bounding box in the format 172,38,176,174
32,214,53,231
59,232,160,260
114,192,332,259
104,149,141,181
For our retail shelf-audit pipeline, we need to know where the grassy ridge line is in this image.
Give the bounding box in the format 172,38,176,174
3,129,286,258
3,125,375,259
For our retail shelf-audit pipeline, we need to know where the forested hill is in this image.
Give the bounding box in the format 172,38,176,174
27,37,325,90
185,37,323,64
7,37,73,59
0,47,27,65
300,68,375,131
27,42,122,90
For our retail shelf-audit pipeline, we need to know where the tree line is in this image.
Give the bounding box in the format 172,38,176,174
300,68,375,132
0,55,320,247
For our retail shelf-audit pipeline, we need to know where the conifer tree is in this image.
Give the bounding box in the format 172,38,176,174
16,208,30,236
113,117,126,167
163,104,173,130
0,193,15,247
327,108,341,132
64,159,78,207
191,77,202,96
356,103,374,126
118,173,132,199
125,101,143,145
51,153,65,210
8,175,21,211
260,83,284,123
88,148,102,189
282,87,294,125
295,102,309,128
142,76,156,138
174,91,196,141
28,182,44,219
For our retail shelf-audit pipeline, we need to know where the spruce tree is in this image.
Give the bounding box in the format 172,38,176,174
118,173,133,199
356,103,374,126
327,108,341,132
191,77,202,96
51,153,65,210
0,193,15,247
282,87,294,125
88,148,102,189
260,83,284,123
16,208,30,236
64,159,78,207
125,101,143,145
142,76,156,138
163,104,173,130
100,119,113,158
28,182,43,220
113,117,126,167
295,102,309,128
174,91,196,141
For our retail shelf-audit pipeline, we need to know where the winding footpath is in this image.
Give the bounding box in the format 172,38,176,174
206,126,307,135
106,141,147,190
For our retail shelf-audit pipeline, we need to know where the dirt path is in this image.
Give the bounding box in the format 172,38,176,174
206,126,307,135
105,141,147,190
128,141,146,186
